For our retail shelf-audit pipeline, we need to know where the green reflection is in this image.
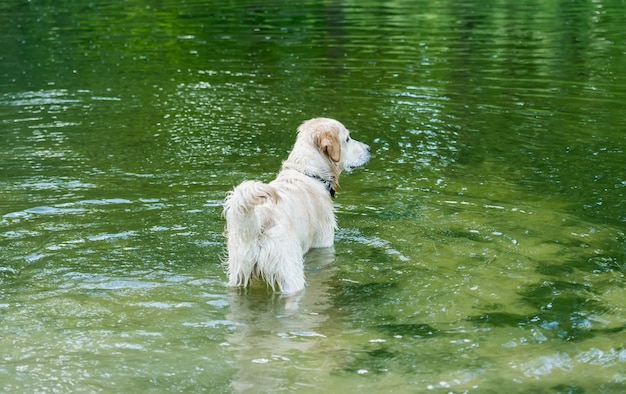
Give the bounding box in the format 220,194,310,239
1,0,625,392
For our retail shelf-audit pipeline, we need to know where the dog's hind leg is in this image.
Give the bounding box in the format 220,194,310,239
224,232,261,288
256,235,306,294
278,245,306,294
277,258,305,295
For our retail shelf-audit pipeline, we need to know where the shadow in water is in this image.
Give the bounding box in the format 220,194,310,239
224,247,337,393
467,279,625,342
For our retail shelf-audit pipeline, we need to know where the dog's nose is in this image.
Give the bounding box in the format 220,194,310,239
366,145,371,152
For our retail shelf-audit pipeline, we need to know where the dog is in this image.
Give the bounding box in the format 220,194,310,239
223,118,370,294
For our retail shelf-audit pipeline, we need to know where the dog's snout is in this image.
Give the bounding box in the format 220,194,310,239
366,145,371,152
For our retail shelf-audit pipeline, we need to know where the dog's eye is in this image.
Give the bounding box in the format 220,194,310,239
346,136,350,142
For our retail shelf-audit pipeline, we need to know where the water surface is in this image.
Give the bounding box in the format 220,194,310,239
1,0,624,392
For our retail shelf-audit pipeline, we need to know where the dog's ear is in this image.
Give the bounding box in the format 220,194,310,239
317,129,341,162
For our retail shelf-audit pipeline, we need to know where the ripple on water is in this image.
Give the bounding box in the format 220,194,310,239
1,0,625,392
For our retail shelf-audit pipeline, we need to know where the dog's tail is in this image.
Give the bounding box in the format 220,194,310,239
223,180,279,238
223,180,279,286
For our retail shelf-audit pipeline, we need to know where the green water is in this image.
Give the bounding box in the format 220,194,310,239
1,0,624,392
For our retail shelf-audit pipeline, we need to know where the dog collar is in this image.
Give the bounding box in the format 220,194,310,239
305,174,335,198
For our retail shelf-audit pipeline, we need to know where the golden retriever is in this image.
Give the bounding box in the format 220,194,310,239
223,118,370,294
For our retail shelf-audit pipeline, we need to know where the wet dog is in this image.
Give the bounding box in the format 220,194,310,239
223,118,370,294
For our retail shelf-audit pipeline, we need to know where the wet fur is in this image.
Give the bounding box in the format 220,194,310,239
223,118,370,294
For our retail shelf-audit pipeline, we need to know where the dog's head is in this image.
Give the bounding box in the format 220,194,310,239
294,118,370,187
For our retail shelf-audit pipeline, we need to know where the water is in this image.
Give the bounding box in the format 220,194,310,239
1,0,625,392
